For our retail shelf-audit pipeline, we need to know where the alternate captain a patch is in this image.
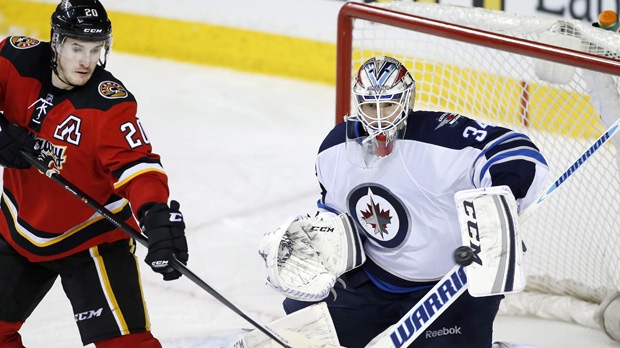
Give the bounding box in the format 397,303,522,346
10,36,40,49
98,81,128,99
347,184,411,249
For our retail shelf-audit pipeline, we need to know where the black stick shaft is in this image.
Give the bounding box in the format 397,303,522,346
19,150,292,348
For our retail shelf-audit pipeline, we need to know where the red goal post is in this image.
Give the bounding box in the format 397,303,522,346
336,1,620,341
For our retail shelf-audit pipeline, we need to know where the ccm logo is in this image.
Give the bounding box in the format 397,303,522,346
75,308,103,322
83,28,103,33
170,213,183,222
151,260,169,267
462,200,483,266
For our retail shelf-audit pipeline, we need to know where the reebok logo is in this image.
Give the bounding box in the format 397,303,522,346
389,267,467,347
425,326,462,338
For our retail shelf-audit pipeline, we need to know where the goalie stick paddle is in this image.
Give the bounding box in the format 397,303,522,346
371,265,468,348
18,150,294,348
370,115,620,348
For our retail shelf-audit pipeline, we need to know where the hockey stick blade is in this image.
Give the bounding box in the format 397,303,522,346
18,150,293,348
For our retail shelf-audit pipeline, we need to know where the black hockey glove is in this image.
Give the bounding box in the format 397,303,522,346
139,200,189,281
0,112,38,169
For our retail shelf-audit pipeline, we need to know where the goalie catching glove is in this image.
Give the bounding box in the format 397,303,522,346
258,213,366,301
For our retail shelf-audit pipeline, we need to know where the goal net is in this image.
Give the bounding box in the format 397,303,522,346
336,1,620,341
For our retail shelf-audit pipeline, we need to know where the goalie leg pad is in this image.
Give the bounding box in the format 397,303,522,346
258,214,365,301
454,186,524,297
233,302,343,348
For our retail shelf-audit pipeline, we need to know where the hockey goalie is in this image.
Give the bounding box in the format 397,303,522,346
243,55,550,348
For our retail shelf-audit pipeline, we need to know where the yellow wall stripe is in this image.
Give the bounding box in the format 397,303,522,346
0,1,600,138
483,0,503,11
0,1,337,85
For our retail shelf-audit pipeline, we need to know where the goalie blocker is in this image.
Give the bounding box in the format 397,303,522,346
454,185,524,297
258,213,366,301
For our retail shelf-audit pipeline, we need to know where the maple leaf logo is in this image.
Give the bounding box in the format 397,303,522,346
360,195,392,239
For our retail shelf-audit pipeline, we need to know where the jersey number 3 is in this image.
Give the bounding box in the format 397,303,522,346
463,121,488,142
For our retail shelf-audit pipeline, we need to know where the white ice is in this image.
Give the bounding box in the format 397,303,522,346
16,53,620,348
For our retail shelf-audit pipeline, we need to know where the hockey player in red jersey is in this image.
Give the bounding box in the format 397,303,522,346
0,1,188,347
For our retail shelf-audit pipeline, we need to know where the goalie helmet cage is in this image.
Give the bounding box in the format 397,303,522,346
336,1,620,341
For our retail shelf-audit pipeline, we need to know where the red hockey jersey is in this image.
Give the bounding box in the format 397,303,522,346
0,36,170,262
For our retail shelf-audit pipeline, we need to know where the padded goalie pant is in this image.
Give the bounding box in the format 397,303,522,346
284,266,503,348
0,235,160,346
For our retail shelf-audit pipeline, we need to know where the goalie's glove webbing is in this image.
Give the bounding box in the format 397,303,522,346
258,213,366,301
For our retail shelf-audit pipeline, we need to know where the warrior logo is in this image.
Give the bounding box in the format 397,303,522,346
54,115,82,145
98,81,128,99
10,36,40,49
347,184,410,249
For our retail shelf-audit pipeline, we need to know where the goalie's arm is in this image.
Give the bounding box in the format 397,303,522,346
471,131,550,214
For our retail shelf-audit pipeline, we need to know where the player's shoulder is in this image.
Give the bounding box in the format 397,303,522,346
0,36,49,77
0,36,46,55
70,67,136,111
318,121,347,154
407,110,514,150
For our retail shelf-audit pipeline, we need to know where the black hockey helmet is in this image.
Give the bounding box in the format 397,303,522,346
51,0,112,42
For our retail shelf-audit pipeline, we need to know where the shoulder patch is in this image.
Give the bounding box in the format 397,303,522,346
435,112,462,130
10,36,40,49
98,81,128,99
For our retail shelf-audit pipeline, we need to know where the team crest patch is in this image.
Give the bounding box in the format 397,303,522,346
347,184,411,249
10,36,40,49
98,81,128,99
435,112,461,130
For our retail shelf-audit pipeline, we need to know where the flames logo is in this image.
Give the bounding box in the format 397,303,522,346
98,81,128,99
35,139,67,172
10,36,40,49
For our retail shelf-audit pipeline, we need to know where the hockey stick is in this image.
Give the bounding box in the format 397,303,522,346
518,115,620,223
370,115,620,348
18,150,293,348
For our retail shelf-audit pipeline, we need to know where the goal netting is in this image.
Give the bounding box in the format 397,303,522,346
336,1,620,341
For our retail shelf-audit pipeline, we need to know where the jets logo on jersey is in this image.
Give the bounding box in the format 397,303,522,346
98,81,128,99
10,36,40,49
54,115,83,145
347,184,410,249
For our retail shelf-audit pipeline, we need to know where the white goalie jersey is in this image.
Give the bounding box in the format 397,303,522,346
316,110,550,290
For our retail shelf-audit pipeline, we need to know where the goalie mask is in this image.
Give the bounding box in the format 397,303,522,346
348,56,415,165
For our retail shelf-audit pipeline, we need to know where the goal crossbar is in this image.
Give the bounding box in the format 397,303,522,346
336,2,620,122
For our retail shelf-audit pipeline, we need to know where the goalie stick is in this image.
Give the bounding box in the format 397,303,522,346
369,114,620,348
18,150,294,348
